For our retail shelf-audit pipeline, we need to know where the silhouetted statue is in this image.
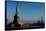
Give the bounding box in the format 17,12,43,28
7,2,20,27
13,3,20,27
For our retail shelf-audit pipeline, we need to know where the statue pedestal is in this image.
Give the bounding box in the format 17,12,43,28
15,24,21,27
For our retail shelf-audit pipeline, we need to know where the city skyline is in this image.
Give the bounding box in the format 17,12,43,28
7,1,45,24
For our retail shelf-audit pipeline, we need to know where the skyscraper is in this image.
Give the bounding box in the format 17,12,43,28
41,16,43,23
41,16,44,28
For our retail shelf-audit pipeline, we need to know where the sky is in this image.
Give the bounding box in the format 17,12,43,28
6,1,45,24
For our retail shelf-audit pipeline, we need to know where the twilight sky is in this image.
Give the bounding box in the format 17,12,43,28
6,1,45,24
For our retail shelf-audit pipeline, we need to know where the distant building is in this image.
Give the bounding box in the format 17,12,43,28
41,16,43,23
